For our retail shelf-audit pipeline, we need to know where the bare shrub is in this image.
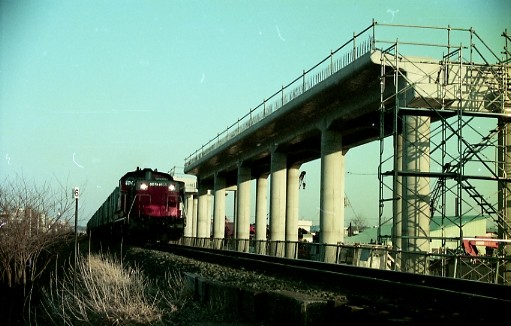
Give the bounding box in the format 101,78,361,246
0,175,78,324
41,252,191,325
0,176,76,289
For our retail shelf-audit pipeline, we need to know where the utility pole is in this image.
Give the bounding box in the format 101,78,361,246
73,187,79,291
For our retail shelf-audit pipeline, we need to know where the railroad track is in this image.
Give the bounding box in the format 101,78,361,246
145,242,510,322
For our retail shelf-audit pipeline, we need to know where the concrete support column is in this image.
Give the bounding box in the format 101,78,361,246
320,128,345,263
286,165,301,258
206,190,212,238
213,173,226,248
197,188,210,238
184,193,194,238
498,119,511,283
227,188,237,236
237,164,251,252
192,196,198,238
255,174,268,254
402,115,430,273
270,148,287,257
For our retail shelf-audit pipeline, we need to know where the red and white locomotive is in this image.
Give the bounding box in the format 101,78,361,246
87,167,186,242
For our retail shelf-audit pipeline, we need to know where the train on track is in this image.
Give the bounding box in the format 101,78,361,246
87,167,186,243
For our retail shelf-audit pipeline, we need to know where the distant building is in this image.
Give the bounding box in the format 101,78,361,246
172,175,198,194
298,219,312,232
298,219,313,242
344,215,490,254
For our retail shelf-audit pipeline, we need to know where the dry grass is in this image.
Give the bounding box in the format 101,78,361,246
41,252,191,325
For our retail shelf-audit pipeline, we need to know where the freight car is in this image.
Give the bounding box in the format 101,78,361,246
87,167,186,243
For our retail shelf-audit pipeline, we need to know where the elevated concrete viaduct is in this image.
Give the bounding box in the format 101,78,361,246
186,50,389,261
182,22,511,268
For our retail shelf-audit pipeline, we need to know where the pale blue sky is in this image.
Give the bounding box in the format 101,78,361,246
1,0,510,226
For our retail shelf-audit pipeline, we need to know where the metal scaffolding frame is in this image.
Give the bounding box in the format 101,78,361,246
376,23,511,282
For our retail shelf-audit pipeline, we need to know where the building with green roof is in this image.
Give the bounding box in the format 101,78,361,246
345,215,491,253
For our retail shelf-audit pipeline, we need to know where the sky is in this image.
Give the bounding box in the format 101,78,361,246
1,0,510,227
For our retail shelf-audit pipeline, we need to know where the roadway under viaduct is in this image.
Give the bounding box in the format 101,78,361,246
183,24,511,265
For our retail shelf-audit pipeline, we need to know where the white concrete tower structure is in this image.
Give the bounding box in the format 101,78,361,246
320,127,345,263
270,147,287,257
197,188,210,238
255,174,269,254
286,165,301,258
213,172,226,248
236,163,252,252
402,115,431,273
192,196,198,237
184,193,195,238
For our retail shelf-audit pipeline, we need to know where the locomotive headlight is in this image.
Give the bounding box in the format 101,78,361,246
168,184,175,191
139,183,148,190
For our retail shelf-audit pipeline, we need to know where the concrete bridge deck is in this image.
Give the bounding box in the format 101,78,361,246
186,50,383,185
185,52,509,187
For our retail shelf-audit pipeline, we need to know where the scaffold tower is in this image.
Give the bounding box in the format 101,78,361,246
376,23,511,283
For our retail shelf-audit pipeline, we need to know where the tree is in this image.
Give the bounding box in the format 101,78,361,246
350,215,367,233
0,174,79,322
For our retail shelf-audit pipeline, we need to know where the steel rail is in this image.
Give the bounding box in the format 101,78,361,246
146,242,511,319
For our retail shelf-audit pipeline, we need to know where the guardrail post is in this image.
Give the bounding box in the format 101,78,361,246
281,85,284,107
353,32,357,60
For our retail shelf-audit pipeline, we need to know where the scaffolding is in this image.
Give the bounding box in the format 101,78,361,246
376,23,511,283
